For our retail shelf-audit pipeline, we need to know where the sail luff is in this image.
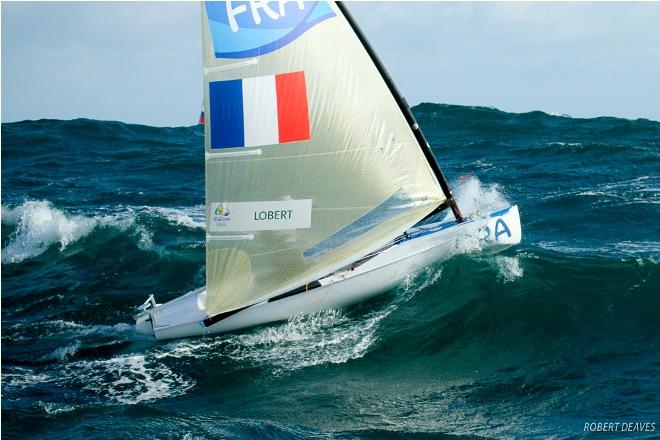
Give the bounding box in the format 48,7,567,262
335,2,463,222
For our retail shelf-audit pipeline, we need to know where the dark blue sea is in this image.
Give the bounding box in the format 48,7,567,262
2,103,659,439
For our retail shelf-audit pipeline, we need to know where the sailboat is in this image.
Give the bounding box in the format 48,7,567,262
134,1,521,340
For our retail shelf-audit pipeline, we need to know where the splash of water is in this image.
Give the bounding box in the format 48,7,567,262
1,201,135,264
1,201,206,264
451,176,511,218
153,266,445,376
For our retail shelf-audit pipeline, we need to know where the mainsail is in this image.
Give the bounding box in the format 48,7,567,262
202,1,453,316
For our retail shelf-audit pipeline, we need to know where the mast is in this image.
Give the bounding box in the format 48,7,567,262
335,2,464,223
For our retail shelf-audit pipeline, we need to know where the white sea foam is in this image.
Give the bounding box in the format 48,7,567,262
400,265,445,296
465,159,496,172
37,401,77,415
1,200,135,264
6,320,134,342
156,266,443,374
636,257,659,266
225,309,378,370
548,141,581,146
492,256,524,282
448,223,490,255
1,367,53,390
42,341,81,362
542,176,659,206
538,240,660,259
62,354,195,405
181,434,207,440
4,333,191,405
119,204,205,229
613,241,660,255
134,224,155,251
156,308,374,372
536,241,599,254
594,176,659,205
147,205,205,229
129,205,205,251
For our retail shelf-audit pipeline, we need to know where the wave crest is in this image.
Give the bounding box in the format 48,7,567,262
1,201,206,264
1,200,134,264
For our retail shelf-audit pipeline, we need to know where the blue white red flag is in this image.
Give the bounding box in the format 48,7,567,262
209,71,310,149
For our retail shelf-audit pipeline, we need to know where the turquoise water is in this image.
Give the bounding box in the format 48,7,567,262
2,103,659,439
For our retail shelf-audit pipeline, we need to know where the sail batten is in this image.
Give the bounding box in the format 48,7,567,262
203,1,447,316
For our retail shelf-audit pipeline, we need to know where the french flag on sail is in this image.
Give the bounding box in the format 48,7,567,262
209,71,310,149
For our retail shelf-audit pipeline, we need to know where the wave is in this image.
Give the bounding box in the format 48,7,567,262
136,204,205,229
2,117,203,144
3,320,135,344
537,240,660,260
41,341,81,362
2,105,659,437
1,200,205,264
1,201,135,264
1,366,53,391
2,319,191,405
61,354,195,405
490,255,524,282
36,401,78,415
151,265,444,377
414,102,660,138
541,175,659,207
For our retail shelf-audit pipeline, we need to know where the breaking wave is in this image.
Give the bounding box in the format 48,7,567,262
1,201,134,264
1,201,205,264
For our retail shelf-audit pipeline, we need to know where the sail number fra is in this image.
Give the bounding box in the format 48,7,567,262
226,0,305,32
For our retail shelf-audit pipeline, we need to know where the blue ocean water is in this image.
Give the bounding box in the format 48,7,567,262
2,103,659,439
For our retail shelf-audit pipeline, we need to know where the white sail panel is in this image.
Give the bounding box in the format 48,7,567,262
203,1,446,315
241,75,279,147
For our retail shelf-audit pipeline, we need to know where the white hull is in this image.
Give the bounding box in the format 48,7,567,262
135,206,521,340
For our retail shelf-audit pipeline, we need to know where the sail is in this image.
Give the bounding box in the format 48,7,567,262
202,1,446,316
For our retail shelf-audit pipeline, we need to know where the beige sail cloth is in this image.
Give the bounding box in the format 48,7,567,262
203,2,445,316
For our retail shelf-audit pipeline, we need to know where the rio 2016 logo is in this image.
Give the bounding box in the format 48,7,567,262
205,1,335,59
214,204,231,222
